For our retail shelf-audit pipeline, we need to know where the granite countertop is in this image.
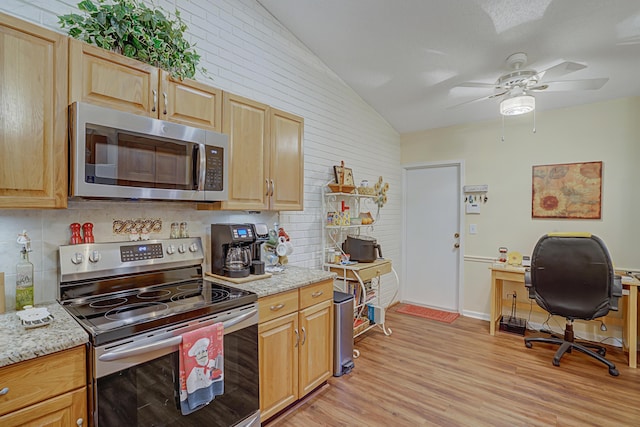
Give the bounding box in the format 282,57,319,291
206,265,336,298
0,302,88,368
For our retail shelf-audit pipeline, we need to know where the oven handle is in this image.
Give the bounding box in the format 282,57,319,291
98,309,257,362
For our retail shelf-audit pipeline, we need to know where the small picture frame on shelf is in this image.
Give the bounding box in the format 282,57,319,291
333,165,355,186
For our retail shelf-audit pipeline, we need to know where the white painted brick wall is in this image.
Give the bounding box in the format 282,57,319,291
0,0,402,310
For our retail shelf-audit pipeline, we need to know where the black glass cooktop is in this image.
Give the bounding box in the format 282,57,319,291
62,275,256,345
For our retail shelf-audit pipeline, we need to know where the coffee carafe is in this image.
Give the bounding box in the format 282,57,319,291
211,224,256,278
225,246,251,274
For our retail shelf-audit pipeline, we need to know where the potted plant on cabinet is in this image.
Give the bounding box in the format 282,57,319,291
58,0,206,79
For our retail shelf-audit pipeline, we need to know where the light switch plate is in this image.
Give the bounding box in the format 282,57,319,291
469,224,477,234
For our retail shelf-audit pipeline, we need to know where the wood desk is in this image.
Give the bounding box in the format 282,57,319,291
489,265,640,368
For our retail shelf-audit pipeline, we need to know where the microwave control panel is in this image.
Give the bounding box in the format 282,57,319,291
204,147,224,191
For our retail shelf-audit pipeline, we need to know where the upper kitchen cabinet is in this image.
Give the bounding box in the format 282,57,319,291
68,39,222,131
218,92,270,210
270,108,304,211
0,13,68,208
204,93,303,211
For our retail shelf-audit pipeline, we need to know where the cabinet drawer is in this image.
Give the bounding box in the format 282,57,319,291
299,280,333,309
259,290,299,323
331,260,392,283
0,346,86,416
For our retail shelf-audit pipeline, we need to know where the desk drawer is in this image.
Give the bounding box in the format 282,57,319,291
0,346,86,416
299,279,333,309
259,290,299,323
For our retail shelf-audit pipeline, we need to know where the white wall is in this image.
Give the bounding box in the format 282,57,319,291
401,97,640,341
0,0,401,310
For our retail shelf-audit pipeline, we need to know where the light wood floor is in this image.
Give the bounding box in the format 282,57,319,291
267,307,640,426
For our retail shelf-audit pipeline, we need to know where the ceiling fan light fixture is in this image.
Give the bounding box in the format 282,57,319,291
500,94,535,116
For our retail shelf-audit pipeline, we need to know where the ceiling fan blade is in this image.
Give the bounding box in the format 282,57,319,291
448,90,509,109
455,81,499,89
538,61,587,81
529,78,609,92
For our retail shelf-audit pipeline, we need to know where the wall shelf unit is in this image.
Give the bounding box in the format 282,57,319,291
322,188,398,344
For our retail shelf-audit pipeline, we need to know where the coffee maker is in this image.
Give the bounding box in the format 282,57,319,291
211,224,256,278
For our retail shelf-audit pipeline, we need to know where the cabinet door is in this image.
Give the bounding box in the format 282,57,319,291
270,108,304,211
161,71,222,131
0,387,86,427
0,13,67,208
220,92,270,210
258,312,299,421
298,299,333,398
69,38,158,117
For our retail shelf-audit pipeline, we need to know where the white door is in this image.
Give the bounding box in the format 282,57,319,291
404,163,461,311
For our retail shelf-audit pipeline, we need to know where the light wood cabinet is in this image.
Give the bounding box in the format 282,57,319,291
0,12,68,208
219,92,271,210
69,39,222,131
0,346,87,426
270,108,304,211
0,388,86,427
203,93,303,211
258,280,333,422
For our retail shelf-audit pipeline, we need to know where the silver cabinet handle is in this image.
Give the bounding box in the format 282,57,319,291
301,327,306,346
265,179,270,196
0,387,9,396
152,89,157,112
294,328,299,347
270,303,284,311
162,92,168,115
311,291,323,298
270,179,275,196
76,418,84,426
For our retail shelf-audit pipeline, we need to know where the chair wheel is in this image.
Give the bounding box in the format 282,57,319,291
525,341,532,348
553,359,560,367
609,368,619,376
598,348,606,356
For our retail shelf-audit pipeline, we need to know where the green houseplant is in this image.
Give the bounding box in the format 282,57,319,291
58,0,205,79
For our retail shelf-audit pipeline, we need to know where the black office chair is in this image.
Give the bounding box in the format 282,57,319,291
524,233,623,376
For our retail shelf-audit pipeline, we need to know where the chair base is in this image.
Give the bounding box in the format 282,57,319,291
524,322,619,376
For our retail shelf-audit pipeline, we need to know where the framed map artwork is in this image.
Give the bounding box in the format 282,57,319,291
531,161,602,219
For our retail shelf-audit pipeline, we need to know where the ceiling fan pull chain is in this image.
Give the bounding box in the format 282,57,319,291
532,108,537,134
501,114,505,142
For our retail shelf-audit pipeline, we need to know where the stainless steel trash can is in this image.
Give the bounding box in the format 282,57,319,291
333,291,355,376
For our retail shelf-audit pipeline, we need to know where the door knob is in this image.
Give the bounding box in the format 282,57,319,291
454,243,460,248
454,232,460,238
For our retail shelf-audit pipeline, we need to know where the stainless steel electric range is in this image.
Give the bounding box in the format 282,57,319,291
58,237,260,427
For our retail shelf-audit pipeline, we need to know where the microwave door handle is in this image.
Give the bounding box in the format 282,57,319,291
195,144,206,190
98,309,257,361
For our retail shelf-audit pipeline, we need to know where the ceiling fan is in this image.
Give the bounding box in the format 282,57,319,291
452,52,609,115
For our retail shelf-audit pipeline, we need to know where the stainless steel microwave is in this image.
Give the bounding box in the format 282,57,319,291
69,102,228,202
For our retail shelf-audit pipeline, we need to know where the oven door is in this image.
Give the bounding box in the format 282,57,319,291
92,305,259,427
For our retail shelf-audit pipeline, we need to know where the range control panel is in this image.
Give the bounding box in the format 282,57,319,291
120,243,164,262
59,237,204,283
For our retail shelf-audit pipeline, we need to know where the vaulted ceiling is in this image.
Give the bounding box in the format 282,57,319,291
258,0,640,133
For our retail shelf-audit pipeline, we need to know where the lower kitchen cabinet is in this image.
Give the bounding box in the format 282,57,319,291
0,387,86,427
258,280,334,422
0,346,87,426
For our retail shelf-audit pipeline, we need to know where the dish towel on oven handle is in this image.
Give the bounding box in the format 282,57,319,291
179,322,224,415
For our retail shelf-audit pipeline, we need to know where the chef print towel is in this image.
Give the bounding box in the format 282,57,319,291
179,322,224,415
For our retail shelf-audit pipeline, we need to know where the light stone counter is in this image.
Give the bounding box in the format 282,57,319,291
0,302,88,367
206,265,336,298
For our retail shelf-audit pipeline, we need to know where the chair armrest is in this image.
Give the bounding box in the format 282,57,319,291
524,270,535,299
610,275,623,311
